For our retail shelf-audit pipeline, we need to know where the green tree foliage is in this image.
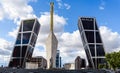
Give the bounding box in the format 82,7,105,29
98,63,108,69
105,51,120,70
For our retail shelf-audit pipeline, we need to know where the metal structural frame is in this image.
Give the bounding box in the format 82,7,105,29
9,18,40,68
78,17,106,69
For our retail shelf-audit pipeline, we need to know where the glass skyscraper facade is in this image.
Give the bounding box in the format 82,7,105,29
56,50,61,68
78,17,106,69
9,18,40,68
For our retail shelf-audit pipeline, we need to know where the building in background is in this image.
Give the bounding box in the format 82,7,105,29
78,17,106,69
26,56,47,69
9,18,40,68
63,63,75,70
75,56,86,70
56,50,61,68
46,2,58,68
60,57,62,68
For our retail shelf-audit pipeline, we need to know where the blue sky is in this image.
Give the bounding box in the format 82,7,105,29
0,0,120,66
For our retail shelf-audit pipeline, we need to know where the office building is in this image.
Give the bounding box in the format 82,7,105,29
9,18,40,68
46,2,58,68
56,50,61,68
63,63,75,70
75,56,86,70
26,56,47,69
78,17,106,69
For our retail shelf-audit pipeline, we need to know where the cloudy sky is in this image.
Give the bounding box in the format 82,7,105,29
0,0,120,66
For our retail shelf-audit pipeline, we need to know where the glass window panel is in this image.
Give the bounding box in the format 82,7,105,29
26,46,33,60
12,59,20,67
22,46,27,57
15,33,21,44
30,33,37,47
89,45,95,56
34,21,40,35
81,59,86,67
96,32,102,43
85,31,94,43
22,33,31,44
20,58,24,67
81,19,94,30
96,45,105,56
97,58,106,67
13,46,20,57
23,20,35,31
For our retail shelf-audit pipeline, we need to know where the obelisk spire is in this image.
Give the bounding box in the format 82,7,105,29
50,2,54,32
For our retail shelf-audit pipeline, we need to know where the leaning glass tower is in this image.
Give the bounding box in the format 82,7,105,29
9,18,40,68
78,17,106,69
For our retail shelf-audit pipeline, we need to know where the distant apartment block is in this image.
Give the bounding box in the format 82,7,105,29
75,56,86,70
56,50,61,68
63,63,75,70
26,56,47,69
78,17,106,69
9,18,40,68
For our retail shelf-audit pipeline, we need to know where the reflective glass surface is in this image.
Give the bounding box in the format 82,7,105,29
96,45,105,56
20,58,24,67
11,59,20,67
22,46,27,57
22,33,31,44
30,33,37,47
23,20,35,31
97,58,106,66
13,46,20,57
81,20,94,30
89,45,95,56
15,33,21,44
96,32,102,43
26,46,33,60
34,21,40,35
85,31,94,43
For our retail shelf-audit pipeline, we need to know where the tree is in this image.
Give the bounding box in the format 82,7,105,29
105,51,120,70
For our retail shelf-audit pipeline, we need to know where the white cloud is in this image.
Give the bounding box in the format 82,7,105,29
0,38,13,66
100,26,120,52
99,0,105,10
8,26,19,38
64,3,71,10
56,0,71,10
58,30,86,63
0,38,13,54
32,47,46,58
0,0,36,23
38,12,67,34
99,6,104,10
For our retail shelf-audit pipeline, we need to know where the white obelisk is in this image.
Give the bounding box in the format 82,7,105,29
46,2,58,69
